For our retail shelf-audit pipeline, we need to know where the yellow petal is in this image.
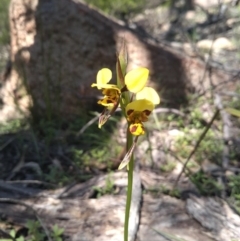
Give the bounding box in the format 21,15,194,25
96,68,112,87
136,87,160,105
91,83,119,91
126,99,154,114
97,98,115,107
125,67,149,93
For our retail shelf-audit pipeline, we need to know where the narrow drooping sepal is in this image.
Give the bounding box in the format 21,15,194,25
118,136,138,170
117,39,128,88
98,97,120,128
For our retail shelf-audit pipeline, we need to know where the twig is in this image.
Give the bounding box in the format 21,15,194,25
192,74,240,102
214,94,231,169
153,108,184,116
166,148,194,177
0,137,15,152
218,91,240,98
5,180,57,188
77,114,99,136
175,109,220,186
6,147,26,180
214,94,232,198
77,108,123,136
153,228,187,241
0,198,53,241
0,181,38,197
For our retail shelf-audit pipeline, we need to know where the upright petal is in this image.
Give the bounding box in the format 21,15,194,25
97,68,112,86
125,68,149,93
136,87,160,105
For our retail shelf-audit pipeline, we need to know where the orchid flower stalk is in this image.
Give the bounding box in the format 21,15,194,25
91,41,160,241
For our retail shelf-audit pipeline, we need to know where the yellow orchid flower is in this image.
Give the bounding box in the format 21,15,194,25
91,68,121,128
126,99,154,136
91,68,121,108
91,67,150,128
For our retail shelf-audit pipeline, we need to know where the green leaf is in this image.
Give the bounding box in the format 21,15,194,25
9,229,16,238
225,108,240,118
16,236,25,241
52,224,64,236
153,228,188,241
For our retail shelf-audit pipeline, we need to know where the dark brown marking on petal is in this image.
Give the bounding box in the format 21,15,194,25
130,125,137,133
127,109,134,116
121,85,128,93
107,99,113,104
143,110,151,116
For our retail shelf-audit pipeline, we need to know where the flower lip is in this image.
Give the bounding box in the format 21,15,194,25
130,123,145,136
126,99,154,136
126,99,154,114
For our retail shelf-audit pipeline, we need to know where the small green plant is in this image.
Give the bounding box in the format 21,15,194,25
160,185,180,198
0,229,25,241
93,173,115,198
190,171,223,196
44,166,71,186
51,225,64,241
175,127,223,164
160,160,176,172
2,221,65,241
228,175,240,213
85,0,145,18
0,119,27,135
0,220,64,241
26,220,45,241
228,175,240,196
0,0,10,45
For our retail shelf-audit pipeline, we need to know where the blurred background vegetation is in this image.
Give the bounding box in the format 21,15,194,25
0,0,10,72
0,0,10,45
85,0,146,18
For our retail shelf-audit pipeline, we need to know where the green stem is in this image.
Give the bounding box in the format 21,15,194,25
124,128,134,241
